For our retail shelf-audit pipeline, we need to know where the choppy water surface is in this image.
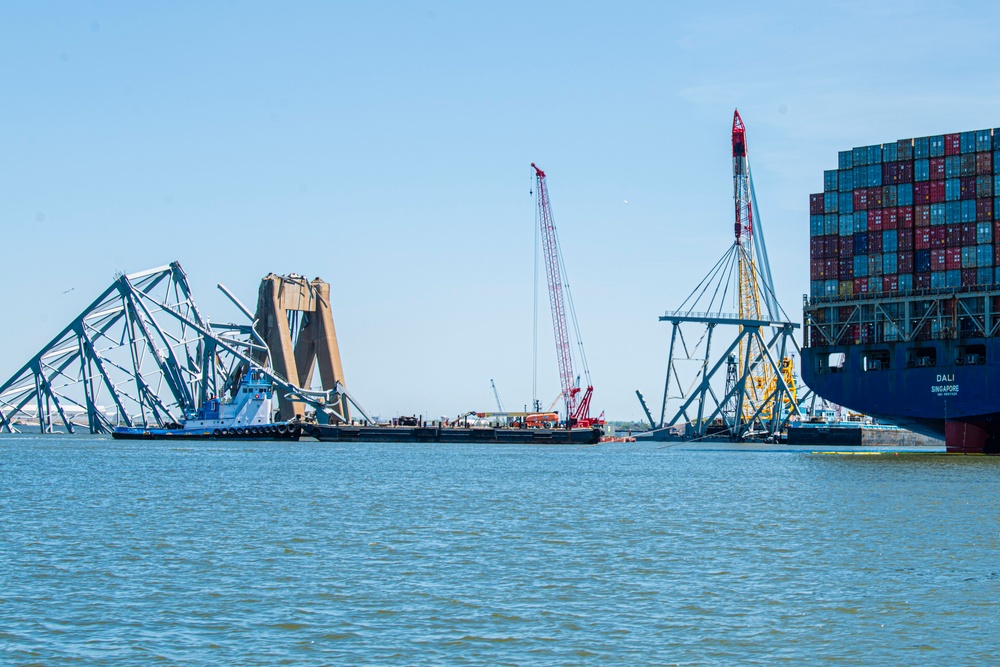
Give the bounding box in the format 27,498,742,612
2,436,999,665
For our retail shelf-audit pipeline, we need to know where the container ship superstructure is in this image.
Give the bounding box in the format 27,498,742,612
803,129,1000,453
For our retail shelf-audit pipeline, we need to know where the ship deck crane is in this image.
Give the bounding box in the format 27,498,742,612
531,163,600,428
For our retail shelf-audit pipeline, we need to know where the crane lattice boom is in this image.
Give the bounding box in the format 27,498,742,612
532,163,579,417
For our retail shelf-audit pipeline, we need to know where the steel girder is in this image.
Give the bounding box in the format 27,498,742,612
0,263,249,434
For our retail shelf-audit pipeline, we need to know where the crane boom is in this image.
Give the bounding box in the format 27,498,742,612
532,163,579,418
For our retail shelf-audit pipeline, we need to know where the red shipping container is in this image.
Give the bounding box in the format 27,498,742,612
977,152,993,175
930,227,947,247
868,208,883,231
810,193,825,215
929,181,946,202
840,237,853,256
930,157,946,180
946,248,962,270
962,223,977,246
915,229,931,249
945,133,961,155
898,229,914,251
898,161,913,183
978,198,993,221
854,189,869,210
994,220,1000,242
826,238,839,258
946,224,963,247
898,251,914,273
883,275,898,292
961,176,976,199
931,248,947,270
996,243,1000,266
824,258,837,277
839,306,853,321
899,206,914,227
915,205,930,227
811,259,823,280
868,234,883,254
869,187,883,208
884,207,899,229
962,268,978,286
916,272,931,289
854,277,868,294
839,259,853,280
914,182,931,204
882,162,896,183
810,238,822,258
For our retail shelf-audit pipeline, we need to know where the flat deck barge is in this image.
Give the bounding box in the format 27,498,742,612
307,424,602,444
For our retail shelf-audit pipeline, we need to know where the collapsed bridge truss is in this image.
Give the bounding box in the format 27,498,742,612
0,262,366,434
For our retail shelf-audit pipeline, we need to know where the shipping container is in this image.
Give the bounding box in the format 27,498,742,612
977,152,993,175
915,229,931,250
945,201,961,225
946,269,962,288
853,254,868,277
930,226,947,247
931,271,946,289
884,207,899,229
929,135,945,158
898,139,914,161
898,273,913,291
898,183,913,206
898,251,914,274
853,232,868,255
868,255,883,277
825,213,839,236
839,169,853,192
839,150,853,169
824,170,838,192
961,176,976,200
977,129,992,153
962,199,977,223
979,243,993,267
854,277,868,294
884,252,898,274
931,248,947,270
883,229,898,252
960,131,977,154
945,134,961,156
853,211,868,232
853,146,868,166
977,176,993,199
977,221,993,244
839,214,853,237
883,184,898,207
978,266,994,285
825,192,839,213
867,145,882,164
961,245,976,269
915,272,931,289
961,268,977,286
898,228,914,251
838,192,853,214
914,136,930,159
930,157,946,181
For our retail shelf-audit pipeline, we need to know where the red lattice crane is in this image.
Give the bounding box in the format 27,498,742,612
531,163,600,427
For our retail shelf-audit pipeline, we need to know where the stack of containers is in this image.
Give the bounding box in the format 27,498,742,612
809,128,998,299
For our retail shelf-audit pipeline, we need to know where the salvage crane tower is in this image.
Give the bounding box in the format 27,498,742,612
635,110,803,440
531,163,599,427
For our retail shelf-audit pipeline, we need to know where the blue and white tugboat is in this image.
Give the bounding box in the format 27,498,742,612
111,369,301,440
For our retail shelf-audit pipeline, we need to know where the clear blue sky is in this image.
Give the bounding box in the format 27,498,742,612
3,1,1000,421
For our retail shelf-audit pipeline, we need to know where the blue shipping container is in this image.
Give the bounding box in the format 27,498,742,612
825,214,839,236
961,131,976,154
931,271,946,289
898,183,914,206
929,135,945,157
978,267,994,285
962,199,977,223
914,137,930,159
946,269,962,288
962,246,976,268
867,145,882,164
854,254,869,277
839,192,853,214
883,252,898,274
853,232,868,255
810,215,824,236
883,143,898,162
825,192,839,213
839,214,853,236
868,255,883,277
883,229,898,252
930,203,946,225
977,129,992,152
979,244,993,267
867,164,883,187
839,169,853,192
945,156,961,178
839,150,854,169
914,159,930,181
898,273,914,291
853,146,868,166
946,201,961,224
915,249,932,273
853,211,868,232
824,170,838,192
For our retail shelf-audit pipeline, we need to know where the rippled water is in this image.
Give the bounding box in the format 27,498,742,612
2,436,999,665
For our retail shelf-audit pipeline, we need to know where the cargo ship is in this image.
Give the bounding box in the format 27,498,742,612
803,129,1000,453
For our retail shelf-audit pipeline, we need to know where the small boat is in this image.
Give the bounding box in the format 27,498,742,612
111,369,301,440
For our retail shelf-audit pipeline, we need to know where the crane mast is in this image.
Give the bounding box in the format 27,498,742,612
732,111,774,421
532,163,579,418
531,163,599,426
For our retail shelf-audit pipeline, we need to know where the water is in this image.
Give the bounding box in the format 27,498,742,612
2,436,999,665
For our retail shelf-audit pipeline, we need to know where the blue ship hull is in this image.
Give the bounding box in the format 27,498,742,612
802,337,1000,453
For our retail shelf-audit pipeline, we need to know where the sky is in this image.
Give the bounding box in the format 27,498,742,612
3,0,1000,422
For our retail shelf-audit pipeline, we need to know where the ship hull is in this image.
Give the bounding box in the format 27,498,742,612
802,337,1000,453
111,423,301,441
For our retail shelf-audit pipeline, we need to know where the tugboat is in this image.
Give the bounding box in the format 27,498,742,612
111,368,301,440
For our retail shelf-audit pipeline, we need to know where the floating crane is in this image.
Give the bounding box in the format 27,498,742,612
636,110,802,441
531,163,599,427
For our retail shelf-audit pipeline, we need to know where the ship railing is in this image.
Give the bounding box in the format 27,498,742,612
805,282,1000,307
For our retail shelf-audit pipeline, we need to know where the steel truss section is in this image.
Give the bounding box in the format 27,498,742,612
649,313,803,441
0,264,239,433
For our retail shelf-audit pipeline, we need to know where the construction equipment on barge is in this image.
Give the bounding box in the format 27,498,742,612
636,110,804,442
